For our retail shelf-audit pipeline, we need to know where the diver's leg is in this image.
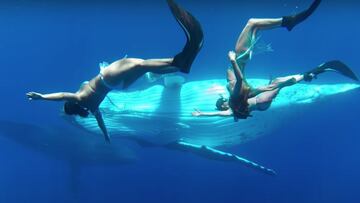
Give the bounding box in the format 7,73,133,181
271,74,304,83
262,60,358,86
251,77,299,110
260,61,360,85
235,0,321,58
235,18,282,56
251,89,280,111
249,60,358,97
250,75,302,97
140,58,179,74
102,57,179,88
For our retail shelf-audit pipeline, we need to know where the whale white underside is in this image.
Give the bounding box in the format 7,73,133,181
70,78,359,148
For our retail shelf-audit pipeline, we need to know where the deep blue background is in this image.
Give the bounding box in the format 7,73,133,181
0,0,359,202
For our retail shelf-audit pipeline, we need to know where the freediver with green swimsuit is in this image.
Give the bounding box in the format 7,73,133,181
26,0,204,143
192,0,358,120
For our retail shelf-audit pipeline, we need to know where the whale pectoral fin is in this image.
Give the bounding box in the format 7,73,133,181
167,141,276,176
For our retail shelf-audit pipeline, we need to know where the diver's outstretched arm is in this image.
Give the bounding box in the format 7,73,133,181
167,141,276,176
93,109,111,144
192,108,232,117
26,91,79,102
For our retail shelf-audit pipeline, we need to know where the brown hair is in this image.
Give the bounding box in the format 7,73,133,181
229,85,251,121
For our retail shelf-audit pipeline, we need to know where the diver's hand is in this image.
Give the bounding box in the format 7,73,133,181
192,108,202,117
26,92,43,100
228,51,236,61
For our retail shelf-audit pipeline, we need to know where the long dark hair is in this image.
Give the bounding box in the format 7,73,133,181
63,101,89,118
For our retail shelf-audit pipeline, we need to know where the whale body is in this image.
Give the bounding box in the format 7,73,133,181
0,78,356,175
70,78,359,148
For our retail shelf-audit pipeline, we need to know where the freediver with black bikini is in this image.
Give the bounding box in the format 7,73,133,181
192,0,359,120
26,0,204,143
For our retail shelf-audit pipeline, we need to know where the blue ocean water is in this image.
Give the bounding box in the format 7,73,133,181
0,0,359,202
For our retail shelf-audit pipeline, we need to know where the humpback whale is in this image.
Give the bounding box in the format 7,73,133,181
66,77,359,175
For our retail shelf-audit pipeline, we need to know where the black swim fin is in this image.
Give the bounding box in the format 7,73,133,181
282,0,321,31
167,0,204,73
304,60,359,82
